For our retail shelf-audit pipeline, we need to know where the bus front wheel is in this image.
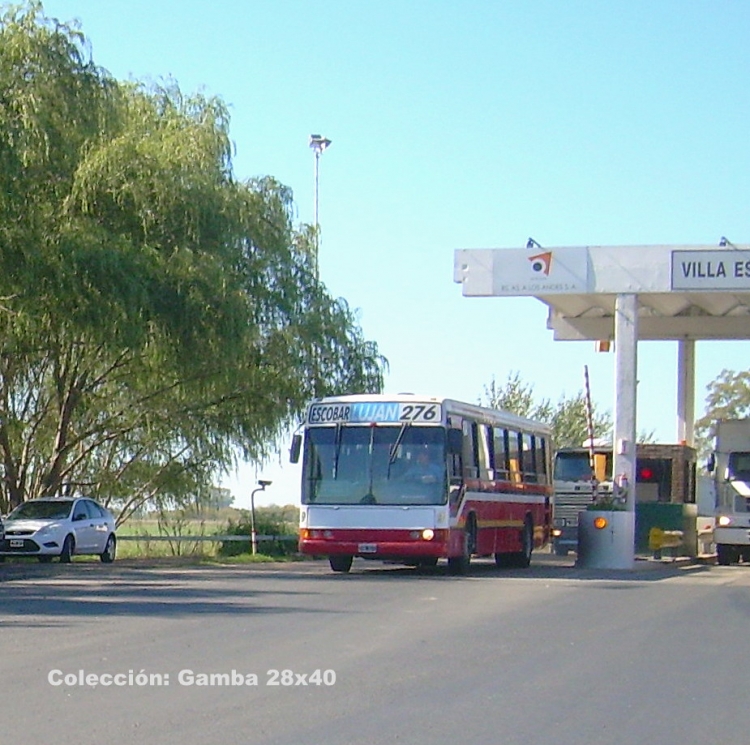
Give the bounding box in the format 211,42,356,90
448,516,475,574
329,555,353,573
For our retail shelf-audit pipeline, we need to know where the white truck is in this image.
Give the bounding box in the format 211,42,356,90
709,419,750,565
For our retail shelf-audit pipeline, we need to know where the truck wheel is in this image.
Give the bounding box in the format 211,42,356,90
717,544,736,566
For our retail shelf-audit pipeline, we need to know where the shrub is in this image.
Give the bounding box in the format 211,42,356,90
218,511,298,557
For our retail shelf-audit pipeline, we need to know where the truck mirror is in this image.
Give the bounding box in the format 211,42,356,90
706,453,715,473
289,434,302,464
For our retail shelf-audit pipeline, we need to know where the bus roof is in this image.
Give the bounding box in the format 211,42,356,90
306,393,552,436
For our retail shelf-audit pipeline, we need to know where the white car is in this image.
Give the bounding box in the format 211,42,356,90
0,497,116,563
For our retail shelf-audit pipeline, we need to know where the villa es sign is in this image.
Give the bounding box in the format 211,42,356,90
671,249,750,291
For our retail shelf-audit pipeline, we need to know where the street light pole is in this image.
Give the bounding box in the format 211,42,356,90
250,480,272,555
308,134,331,276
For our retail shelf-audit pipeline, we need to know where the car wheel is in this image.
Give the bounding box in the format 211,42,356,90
59,535,74,563
100,534,116,563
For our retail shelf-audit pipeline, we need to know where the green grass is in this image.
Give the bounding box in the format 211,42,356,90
114,511,298,560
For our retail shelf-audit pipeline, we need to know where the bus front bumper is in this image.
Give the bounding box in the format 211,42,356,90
299,528,448,559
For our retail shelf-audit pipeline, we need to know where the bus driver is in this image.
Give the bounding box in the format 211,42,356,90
404,449,444,484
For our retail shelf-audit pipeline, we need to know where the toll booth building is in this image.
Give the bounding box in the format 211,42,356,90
454,243,750,569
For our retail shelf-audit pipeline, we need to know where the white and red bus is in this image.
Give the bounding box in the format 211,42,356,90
291,394,553,573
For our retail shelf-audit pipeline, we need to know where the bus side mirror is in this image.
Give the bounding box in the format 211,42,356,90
290,434,302,464
447,428,462,455
706,453,715,473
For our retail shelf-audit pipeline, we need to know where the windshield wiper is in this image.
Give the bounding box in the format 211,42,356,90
332,422,343,480
387,421,411,478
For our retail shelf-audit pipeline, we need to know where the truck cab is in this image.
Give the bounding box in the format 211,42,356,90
710,420,750,564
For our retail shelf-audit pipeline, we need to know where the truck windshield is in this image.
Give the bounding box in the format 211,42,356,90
728,452,750,481
554,451,613,482
302,425,447,505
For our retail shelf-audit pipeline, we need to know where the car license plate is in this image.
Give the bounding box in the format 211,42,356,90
9,539,23,548
358,543,377,553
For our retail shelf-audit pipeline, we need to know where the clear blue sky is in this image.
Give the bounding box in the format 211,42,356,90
41,0,750,506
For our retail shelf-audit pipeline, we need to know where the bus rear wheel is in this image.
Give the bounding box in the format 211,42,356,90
329,555,353,573
498,517,533,568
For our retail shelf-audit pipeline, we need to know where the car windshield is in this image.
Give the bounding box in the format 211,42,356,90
302,424,447,505
8,500,74,520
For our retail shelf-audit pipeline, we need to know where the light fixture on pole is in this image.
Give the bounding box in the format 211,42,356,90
250,479,272,555
309,134,331,275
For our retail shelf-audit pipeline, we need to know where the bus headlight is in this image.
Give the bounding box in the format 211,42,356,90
718,515,732,527
421,529,435,541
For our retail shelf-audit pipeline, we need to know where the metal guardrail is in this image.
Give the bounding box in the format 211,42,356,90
117,534,298,543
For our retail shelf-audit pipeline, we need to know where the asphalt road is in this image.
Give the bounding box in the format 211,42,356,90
1,554,747,745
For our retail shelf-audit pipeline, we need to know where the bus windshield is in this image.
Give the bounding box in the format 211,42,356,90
302,425,447,505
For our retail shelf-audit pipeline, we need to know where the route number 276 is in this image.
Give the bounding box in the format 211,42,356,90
399,404,438,422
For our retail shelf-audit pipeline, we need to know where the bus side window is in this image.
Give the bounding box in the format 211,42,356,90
536,437,549,485
486,425,496,479
477,423,492,481
524,433,538,483
494,427,510,481
508,429,521,483
462,420,478,480
448,429,463,483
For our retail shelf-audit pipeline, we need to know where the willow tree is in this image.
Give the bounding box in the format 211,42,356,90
0,2,385,515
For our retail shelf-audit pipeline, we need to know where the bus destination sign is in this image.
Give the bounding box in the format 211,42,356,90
307,401,441,425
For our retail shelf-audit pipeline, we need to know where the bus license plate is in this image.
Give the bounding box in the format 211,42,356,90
358,543,377,553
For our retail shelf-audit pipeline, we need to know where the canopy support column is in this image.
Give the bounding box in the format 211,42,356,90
677,339,696,446
578,294,639,569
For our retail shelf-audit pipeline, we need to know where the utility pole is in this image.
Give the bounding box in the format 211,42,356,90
250,480,271,555
308,134,331,276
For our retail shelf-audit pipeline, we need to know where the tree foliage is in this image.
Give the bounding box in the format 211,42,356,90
0,3,385,515
694,369,750,458
481,372,613,449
